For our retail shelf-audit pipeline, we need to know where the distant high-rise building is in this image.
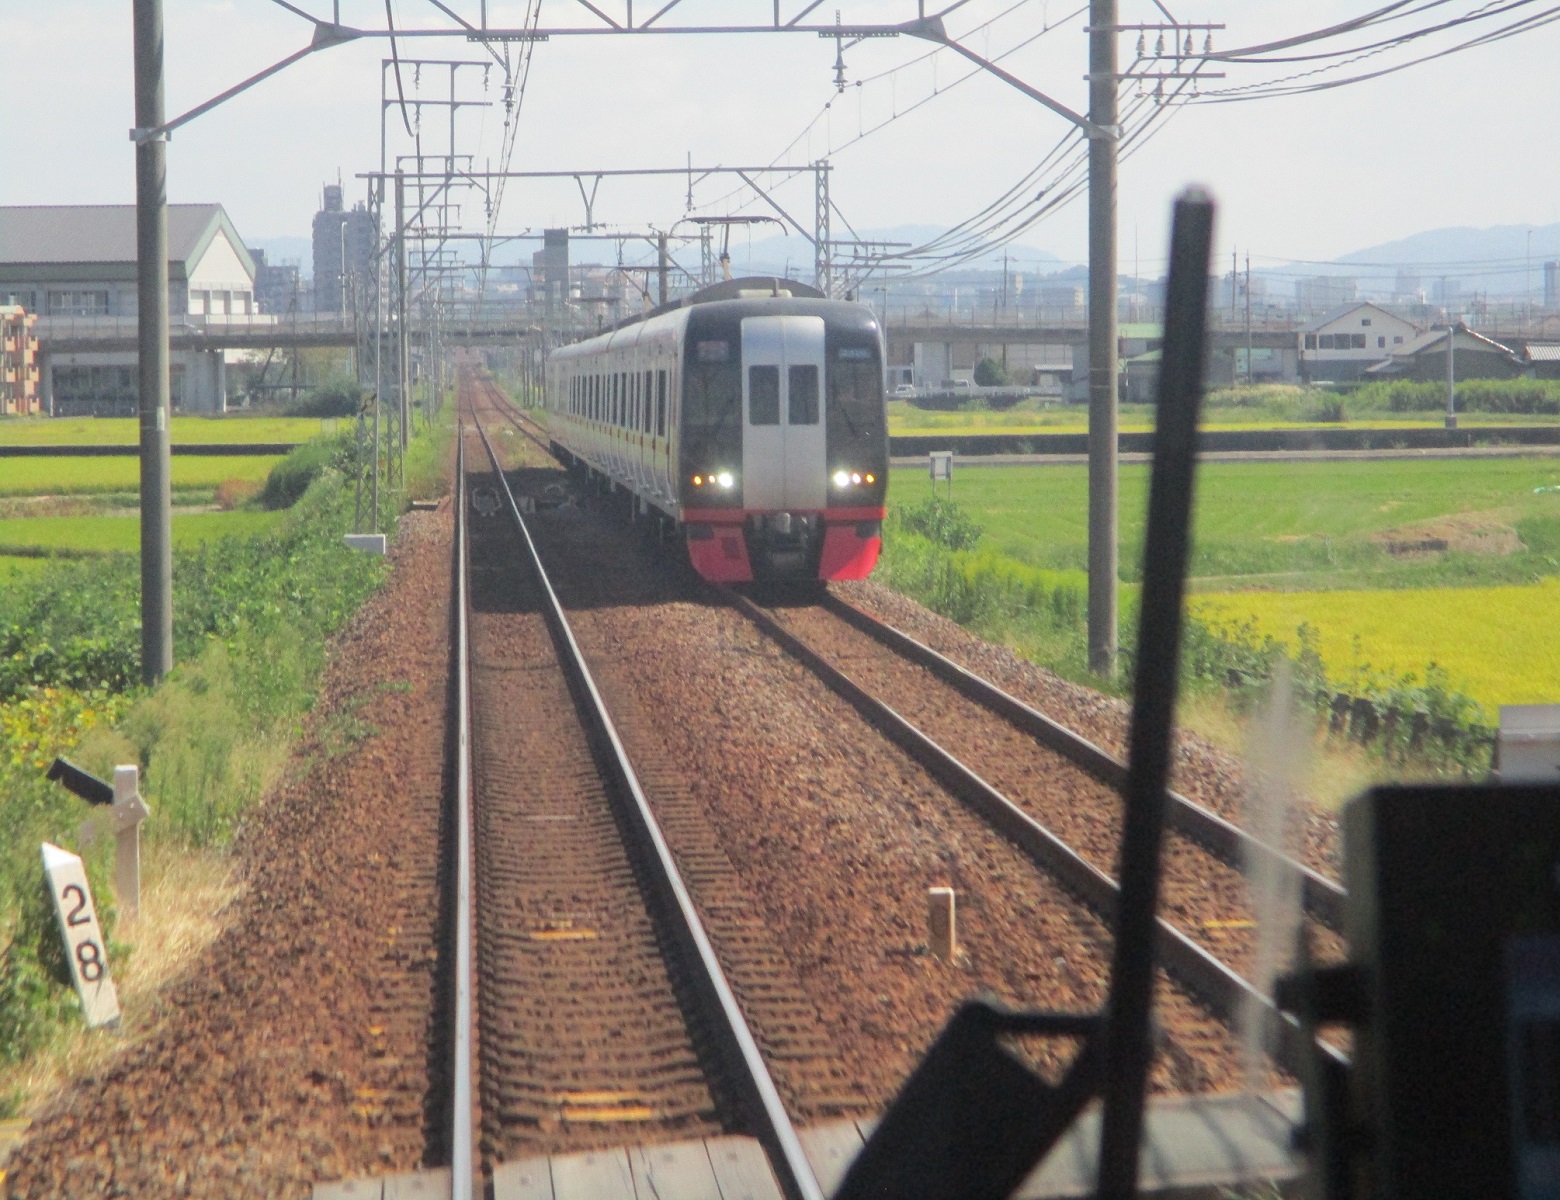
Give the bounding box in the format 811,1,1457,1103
531,228,570,310
1295,275,1358,313
1545,261,1560,310
249,247,301,315
312,184,376,315
1394,266,1422,301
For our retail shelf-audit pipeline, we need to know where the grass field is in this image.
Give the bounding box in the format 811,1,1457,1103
0,416,335,446
1192,580,1560,713
0,510,284,556
0,556,50,581
0,455,280,496
886,401,1560,436
891,457,1560,588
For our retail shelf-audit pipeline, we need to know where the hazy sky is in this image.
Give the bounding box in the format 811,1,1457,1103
4,1,1559,274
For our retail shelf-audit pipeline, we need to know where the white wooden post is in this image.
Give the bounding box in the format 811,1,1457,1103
928,886,958,963
112,765,150,921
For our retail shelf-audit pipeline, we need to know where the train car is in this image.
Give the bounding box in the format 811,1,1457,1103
544,277,888,584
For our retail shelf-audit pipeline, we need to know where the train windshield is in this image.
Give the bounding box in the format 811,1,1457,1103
684,334,743,467
826,345,887,468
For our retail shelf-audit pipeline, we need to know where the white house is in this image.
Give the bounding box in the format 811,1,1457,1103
1299,302,1420,383
0,204,257,414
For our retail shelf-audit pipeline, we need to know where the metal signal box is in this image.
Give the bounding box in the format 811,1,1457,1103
1343,784,1560,1200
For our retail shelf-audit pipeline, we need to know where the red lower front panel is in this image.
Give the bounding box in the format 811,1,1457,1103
818,523,882,580
683,508,884,583
685,524,754,583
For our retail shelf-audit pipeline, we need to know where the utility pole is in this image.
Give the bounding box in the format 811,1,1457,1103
396,169,410,474
1086,0,1119,675
1244,252,1252,384
1445,318,1457,430
132,0,172,685
658,232,670,306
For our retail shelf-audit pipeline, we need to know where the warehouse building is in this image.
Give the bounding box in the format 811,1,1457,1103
0,203,256,414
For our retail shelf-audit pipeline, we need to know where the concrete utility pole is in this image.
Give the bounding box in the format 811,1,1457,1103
1446,320,1458,429
658,233,670,307
395,169,410,464
132,0,173,685
1087,0,1119,675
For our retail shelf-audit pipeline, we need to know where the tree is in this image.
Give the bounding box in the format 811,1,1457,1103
974,357,1010,387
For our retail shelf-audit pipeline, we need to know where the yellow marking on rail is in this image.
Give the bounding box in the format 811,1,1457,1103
529,928,598,942
1201,919,1256,930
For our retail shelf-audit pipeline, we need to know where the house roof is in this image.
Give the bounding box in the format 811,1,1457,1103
0,205,254,279
1392,324,1517,359
1526,344,1560,363
1302,300,1417,334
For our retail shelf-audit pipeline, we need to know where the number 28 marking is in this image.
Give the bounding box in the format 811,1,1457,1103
61,884,91,927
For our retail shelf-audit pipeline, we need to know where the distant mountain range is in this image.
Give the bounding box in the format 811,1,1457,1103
1267,223,1560,300
249,221,1560,299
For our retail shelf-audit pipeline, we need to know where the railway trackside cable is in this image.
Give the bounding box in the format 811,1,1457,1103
467,412,826,1200
451,425,475,1200
816,590,1346,932
722,589,1347,1079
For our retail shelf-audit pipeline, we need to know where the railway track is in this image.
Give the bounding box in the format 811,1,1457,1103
455,391,829,1200
474,375,1345,1061
449,371,1337,1195
721,589,1346,1073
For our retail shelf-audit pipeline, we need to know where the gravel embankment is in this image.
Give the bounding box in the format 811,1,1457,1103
5,510,454,1199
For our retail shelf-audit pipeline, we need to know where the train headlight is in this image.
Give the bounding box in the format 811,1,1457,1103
716,471,735,490
692,475,704,487
833,470,851,488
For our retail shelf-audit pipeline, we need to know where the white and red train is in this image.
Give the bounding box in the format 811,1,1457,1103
544,277,888,583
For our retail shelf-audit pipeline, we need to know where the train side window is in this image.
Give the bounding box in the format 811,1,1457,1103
748,365,780,425
644,370,654,433
656,370,667,437
788,365,819,425
612,373,619,426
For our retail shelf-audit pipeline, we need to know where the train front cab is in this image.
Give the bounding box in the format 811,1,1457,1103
679,300,887,584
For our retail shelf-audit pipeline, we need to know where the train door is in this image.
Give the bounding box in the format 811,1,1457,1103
740,316,827,511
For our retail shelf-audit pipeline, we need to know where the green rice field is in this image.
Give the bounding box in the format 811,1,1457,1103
889,456,1560,714
0,415,335,445
886,401,1560,437
0,510,284,557
0,455,280,496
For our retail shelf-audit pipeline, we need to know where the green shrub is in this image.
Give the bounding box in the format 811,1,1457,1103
285,380,363,419
893,496,985,551
257,432,359,510
1347,379,1560,415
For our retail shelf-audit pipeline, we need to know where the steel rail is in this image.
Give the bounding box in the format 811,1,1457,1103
451,426,475,1199
817,591,1346,932
467,410,825,1200
725,590,1346,1077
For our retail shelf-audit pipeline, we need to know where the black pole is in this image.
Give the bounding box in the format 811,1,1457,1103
133,0,173,685
1096,188,1215,1200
